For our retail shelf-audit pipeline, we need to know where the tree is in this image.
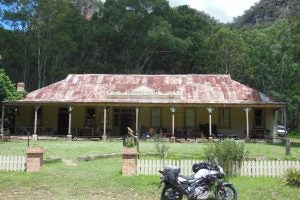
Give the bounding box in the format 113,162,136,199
0,68,21,101
242,29,275,92
205,27,249,81
242,18,299,129
0,0,37,88
1,0,90,89
166,5,216,73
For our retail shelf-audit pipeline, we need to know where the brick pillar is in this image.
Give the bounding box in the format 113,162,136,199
26,147,45,172
122,148,138,176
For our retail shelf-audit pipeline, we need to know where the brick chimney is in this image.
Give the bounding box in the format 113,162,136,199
17,82,25,92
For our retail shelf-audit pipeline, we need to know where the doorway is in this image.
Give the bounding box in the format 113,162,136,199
57,108,69,135
120,114,133,136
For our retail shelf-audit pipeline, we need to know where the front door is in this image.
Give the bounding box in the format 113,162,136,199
57,108,69,135
120,114,133,136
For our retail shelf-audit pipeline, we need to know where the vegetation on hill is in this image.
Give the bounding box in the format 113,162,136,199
233,0,300,27
0,0,299,130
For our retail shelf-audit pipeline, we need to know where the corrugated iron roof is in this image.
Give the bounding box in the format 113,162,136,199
14,74,283,105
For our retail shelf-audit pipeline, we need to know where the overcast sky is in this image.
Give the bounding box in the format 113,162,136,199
169,0,260,23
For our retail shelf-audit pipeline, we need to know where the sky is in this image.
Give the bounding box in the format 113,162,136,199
169,0,261,23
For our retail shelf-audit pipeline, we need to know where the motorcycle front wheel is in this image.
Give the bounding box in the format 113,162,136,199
215,184,237,200
161,185,183,200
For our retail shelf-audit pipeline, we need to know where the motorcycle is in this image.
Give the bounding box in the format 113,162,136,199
158,161,237,200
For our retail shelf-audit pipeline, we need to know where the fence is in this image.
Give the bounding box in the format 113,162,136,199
0,155,26,172
137,159,300,177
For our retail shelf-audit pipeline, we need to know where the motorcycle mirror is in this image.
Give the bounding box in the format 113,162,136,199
214,157,219,166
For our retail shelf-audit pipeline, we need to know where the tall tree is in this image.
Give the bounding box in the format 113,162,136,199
166,5,216,73
91,0,193,73
0,0,37,87
205,27,249,81
242,30,274,92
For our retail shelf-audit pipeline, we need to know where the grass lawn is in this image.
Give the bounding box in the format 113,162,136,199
0,139,300,199
289,132,300,141
1,139,300,160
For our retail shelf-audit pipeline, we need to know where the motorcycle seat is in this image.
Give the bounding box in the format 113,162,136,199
178,175,194,180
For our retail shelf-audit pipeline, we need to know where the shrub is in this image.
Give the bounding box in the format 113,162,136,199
204,139,247,177
282,169,300,186
155,140,170,166
124,137,135,148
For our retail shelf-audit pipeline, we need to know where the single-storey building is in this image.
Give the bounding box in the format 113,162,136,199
1,74,285,141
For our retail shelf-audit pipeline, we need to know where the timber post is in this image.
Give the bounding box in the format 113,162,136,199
285,138,291,155
67,106,73,140
170,106,176,142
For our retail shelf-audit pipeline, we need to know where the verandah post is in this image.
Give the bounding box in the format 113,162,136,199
102,106,107,141
32,105,40,141
243,107,251,140
207,107,214,138
67,106,73,140
170,106,176,142
0,105,4,140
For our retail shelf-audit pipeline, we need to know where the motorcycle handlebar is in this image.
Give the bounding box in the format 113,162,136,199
158,170,165,175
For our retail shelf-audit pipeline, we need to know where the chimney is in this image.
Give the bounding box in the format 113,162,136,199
17,82,25,92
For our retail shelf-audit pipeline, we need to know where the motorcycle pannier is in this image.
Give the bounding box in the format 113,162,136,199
164,166,180,183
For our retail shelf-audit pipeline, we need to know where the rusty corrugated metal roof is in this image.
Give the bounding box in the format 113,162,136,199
14,74,283,105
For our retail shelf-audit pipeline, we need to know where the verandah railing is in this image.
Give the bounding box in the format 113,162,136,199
0,155,26,172
137,159,300,177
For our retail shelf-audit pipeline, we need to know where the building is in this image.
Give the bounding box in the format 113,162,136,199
1,74,285,140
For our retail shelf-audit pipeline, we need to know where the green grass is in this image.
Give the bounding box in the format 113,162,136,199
231,176,300,200
1,139,299,160
0,139,300,199
288,132,300,139
1,157,300,199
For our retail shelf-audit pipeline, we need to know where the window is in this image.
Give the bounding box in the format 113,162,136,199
219,108,230,128
254,109,265,128
86,108,96,127
151,108,161,127
185,108,195,127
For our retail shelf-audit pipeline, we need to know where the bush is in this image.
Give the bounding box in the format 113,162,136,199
155,140,170,166
204,139,247,177
283,169,300,186
124,136,135,148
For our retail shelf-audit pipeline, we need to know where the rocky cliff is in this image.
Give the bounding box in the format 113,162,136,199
234,0,300,27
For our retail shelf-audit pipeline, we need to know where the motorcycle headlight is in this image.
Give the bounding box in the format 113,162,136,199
217,173,224,179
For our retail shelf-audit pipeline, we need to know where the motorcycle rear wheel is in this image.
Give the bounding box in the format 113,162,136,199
161,185,183,200
215,184,237,200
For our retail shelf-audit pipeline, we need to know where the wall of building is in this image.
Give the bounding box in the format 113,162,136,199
218,107,247,137
265,108,275,135
15,106,32,127
42,105,57,129
72,106,85,128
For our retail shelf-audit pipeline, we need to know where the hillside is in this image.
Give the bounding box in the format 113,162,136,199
234,0,300,27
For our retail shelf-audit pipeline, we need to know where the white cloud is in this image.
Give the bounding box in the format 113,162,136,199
169,0,260,23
